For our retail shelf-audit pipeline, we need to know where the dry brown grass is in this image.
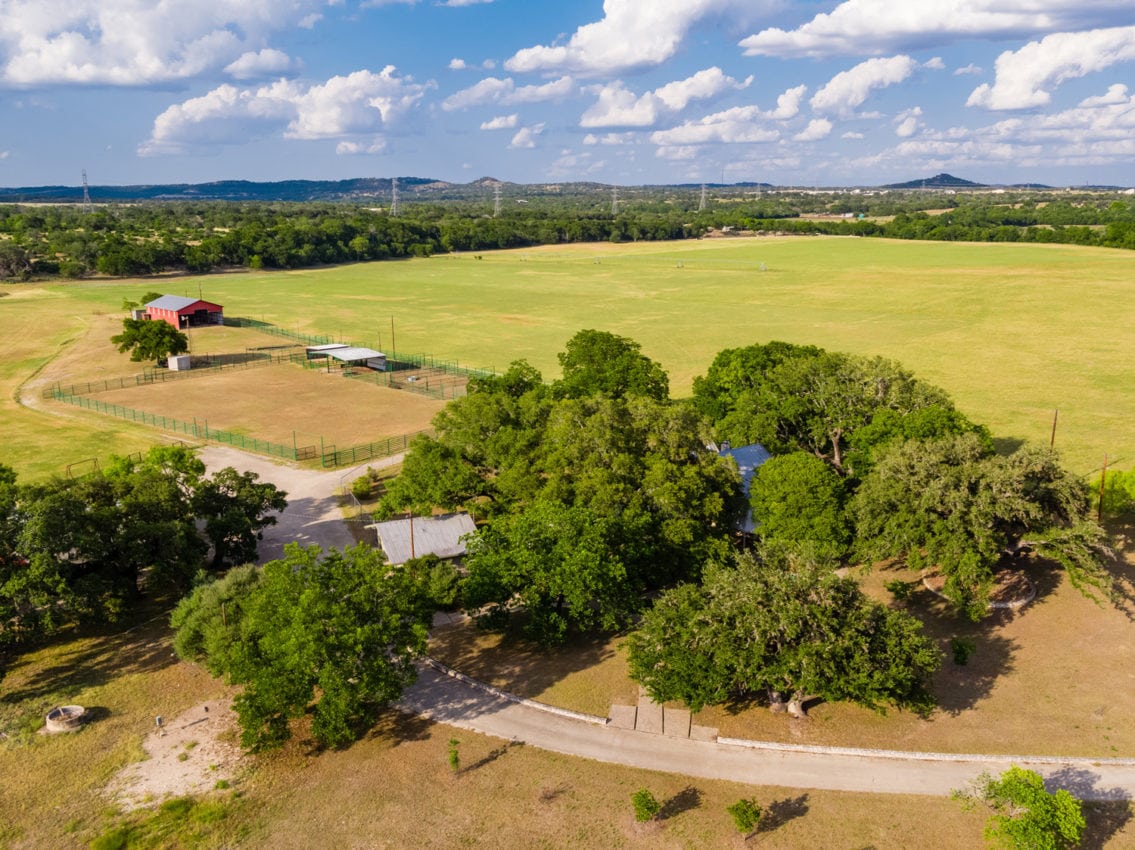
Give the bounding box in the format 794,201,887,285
432,557,1135,759
238,714,1002,850
428,624,638,717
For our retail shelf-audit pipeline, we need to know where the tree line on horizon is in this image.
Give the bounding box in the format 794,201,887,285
0,191,1133,281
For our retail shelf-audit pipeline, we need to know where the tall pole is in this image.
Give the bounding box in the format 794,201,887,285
408,510,415,560
390,315,396,358
1050,409,1058,449
1098,455,1109,524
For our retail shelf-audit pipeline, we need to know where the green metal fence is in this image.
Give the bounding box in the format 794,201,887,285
46,387,421,468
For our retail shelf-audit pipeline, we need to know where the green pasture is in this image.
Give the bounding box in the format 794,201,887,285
3,236,1134,478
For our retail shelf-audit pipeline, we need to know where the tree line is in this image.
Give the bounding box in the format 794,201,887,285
0,191,1132,281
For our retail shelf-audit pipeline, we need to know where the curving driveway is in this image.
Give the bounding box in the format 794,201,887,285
199,446,1135,801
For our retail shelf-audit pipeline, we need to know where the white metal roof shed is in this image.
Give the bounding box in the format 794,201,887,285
369,513,476,565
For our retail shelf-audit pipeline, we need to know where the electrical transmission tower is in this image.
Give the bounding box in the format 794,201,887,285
698,183,707,211
390,177,400,216
611,185,618,216
493,181,502,218
81,169,93,213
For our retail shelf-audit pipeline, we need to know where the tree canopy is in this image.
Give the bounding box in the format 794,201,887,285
553,329,669,401
953,766,1086,850
220,544,431,750
852,434,1113,617
626,548,941,716
111,317,189,364
0,447,286,648
380,337,741,643
750,451,850,563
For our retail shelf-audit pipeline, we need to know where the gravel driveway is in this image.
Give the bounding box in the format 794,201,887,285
196,446,399,563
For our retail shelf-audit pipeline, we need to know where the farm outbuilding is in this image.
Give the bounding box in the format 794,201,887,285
308,345,387,371
369,513,476,565
144,295,224,329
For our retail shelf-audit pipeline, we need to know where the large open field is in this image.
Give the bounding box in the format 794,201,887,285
4,235,1133,478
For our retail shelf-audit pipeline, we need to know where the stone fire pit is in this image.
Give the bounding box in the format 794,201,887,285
45,705,86,733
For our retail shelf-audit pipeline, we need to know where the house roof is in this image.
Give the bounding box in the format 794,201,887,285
719,442,770,534
145,295,222,312
369,513,476,565
326,346,385,362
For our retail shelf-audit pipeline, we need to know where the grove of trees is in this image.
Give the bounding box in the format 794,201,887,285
0,446,285,653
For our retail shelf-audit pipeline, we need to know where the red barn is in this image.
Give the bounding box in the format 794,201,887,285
144,295,224,329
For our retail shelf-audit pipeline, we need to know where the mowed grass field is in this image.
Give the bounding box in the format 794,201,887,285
3,236,1134,477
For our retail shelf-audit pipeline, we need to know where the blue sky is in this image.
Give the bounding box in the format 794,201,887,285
1,1,1133,188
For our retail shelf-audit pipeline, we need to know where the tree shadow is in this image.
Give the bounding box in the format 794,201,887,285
427,616,624,703
758,793,809,832
1,614,178,707
459,738,524,775
1044,766,1133,849
658,786,701,821
1100,516,1135,620
991,436,1026,456
367,708,433,746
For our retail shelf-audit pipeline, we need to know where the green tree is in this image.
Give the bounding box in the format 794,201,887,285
225,543,431,750
111,317,189,364
193,467,287,570
626,548,941,716
953,766,1085,850
852,435,1113,618
170,565,262,676
553,329,669,401
750,451,850,562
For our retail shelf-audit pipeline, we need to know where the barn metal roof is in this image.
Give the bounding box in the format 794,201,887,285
145,295,220,312
370,513,476,565
325,346,385,362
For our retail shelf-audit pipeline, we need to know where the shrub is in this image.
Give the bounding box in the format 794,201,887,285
950,636,976,666
727,798,763,834
631,788,661,823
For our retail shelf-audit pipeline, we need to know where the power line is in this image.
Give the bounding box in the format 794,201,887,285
493,182,502,218
81,169,93,214
698,183,707,211
390,177,400,216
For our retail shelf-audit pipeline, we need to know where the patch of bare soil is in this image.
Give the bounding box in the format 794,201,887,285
107,698,243,811
922,568,1036,608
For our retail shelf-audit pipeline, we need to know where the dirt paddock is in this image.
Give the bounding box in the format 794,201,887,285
90,361,446,448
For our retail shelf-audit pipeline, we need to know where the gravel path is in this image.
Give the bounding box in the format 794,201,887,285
195,446,400,562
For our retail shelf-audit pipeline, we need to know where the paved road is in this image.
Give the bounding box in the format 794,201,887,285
197,447,1135,801
400,665,1135,800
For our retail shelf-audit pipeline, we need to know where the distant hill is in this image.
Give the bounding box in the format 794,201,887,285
881,173,986,190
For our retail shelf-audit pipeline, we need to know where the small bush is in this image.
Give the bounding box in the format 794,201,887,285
631,788,661,823
351,475,373,500
885,579,915,601
727,798,763,834
950,636,976,666
447,738,460,774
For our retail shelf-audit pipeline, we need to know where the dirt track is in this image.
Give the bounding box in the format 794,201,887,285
196,446,398,561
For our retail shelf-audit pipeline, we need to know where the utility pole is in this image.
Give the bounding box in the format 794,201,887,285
493,182,502,218
698,183,707,211
81,169,93,214
390,177,400,216
611,185,618,216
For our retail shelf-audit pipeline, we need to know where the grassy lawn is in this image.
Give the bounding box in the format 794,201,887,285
6,236,1135,478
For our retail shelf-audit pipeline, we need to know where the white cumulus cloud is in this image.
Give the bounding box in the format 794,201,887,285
140,66,431,155
442,75,574,110
581,67,750,128
967,26,1135,110
509,124,543,149
794,118,833,141
894,106,923,137
506,0,778,76
480,113,517,130
739,0,1132,58
0,0,328,86
810,55,918,116
650,106,780,146
224,48,295,81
